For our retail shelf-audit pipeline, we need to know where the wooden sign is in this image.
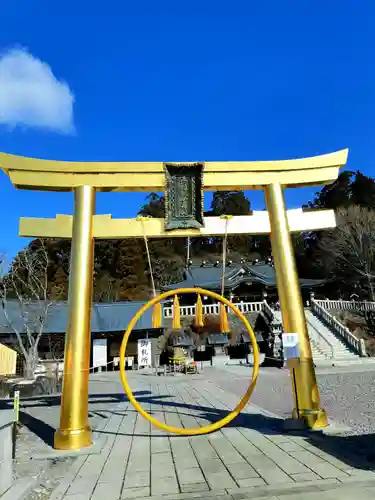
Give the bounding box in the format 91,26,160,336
138,339,152,367
164,163,204,230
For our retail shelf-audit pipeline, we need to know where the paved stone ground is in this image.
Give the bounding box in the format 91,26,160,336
44,370,375,500
10,376,129,500
8,363,375,500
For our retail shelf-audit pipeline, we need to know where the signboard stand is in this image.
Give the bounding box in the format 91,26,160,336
138,339,152,368
92,338,107,371
282,333,300,370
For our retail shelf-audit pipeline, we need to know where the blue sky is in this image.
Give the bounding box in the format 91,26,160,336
0,1,374,260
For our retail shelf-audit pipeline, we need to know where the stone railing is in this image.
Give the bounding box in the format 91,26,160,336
262,301,275,322
262,303,336,359
163,300,265,318
314,299,375,312
311,299,367,356
257,302,284,361
0,409,15,496
259,302,283,335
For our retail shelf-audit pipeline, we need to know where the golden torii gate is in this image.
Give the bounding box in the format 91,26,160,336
0,149,348,451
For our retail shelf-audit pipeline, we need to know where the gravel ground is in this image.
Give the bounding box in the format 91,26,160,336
317,368,375,434
207,363,375,435
13,428,75,500
11,364,375,499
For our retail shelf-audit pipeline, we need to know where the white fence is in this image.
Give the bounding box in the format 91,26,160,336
311,299,366,356
163,301,265,319
314,299,375,312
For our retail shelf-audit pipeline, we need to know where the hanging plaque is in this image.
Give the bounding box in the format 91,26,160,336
164,163,204,230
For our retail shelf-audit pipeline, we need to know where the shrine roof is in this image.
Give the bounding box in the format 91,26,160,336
0,299,163,335
206,333,229,345
163,262,326,290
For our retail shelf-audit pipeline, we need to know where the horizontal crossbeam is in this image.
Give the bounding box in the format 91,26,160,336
19,209,336,239
1,150,348,192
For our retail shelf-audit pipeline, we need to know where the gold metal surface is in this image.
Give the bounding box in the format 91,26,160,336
0,150,348,191
19,209,337,239
54,185,96,450
1,148,348,449
265,183,328,429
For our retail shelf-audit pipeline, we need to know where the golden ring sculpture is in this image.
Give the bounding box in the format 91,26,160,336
119,287,260,435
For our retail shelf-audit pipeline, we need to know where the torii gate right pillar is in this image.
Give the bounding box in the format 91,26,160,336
265,183,328,428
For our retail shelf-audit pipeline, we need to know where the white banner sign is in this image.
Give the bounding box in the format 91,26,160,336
282,333,300,360
93,338,107,368
138,339,152,367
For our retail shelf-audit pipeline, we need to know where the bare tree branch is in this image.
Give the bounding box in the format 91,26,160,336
1,253,29,360
318,206,375,300
0,240,59,378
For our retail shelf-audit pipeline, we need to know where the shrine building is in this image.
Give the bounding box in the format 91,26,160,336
163,260,327,304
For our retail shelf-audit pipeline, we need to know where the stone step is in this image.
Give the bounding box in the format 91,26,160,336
310,344,359,361
334,358,375,365
319,350,357,356
318,349,358,355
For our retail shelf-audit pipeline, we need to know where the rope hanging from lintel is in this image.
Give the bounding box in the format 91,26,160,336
137,216,162,329
138,215,232,333
219,215,232,334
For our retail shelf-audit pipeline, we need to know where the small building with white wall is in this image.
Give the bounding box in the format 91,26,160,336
0,300,164,373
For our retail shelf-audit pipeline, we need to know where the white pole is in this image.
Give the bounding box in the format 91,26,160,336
186,237,190,265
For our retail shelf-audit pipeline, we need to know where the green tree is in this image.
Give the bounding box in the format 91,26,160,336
92,240,120,302
305,171,354,210
351,171,375,208
306,170,375,210
139,193,165,217
114,239,149,300
138,193,185,285
211,191,250,215
210,191,252,258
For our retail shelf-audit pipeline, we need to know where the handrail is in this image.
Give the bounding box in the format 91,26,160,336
315,299,375,312
311,299,366,356
305,312,335,359
262,300,275,321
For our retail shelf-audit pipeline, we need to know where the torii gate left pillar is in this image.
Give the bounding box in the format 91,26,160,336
0,150,348,450
56,186,95,449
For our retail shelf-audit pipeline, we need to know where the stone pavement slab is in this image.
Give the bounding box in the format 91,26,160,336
49,371,375,500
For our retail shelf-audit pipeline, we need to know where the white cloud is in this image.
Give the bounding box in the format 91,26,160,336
0,47,75,134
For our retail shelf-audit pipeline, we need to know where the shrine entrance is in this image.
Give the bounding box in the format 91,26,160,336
0,149,348,450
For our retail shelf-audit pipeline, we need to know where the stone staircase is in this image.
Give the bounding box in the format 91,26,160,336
272,309,360,364
304,309,360,363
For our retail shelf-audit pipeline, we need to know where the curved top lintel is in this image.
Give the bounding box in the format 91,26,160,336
0,149,348,174
0,149,348,191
